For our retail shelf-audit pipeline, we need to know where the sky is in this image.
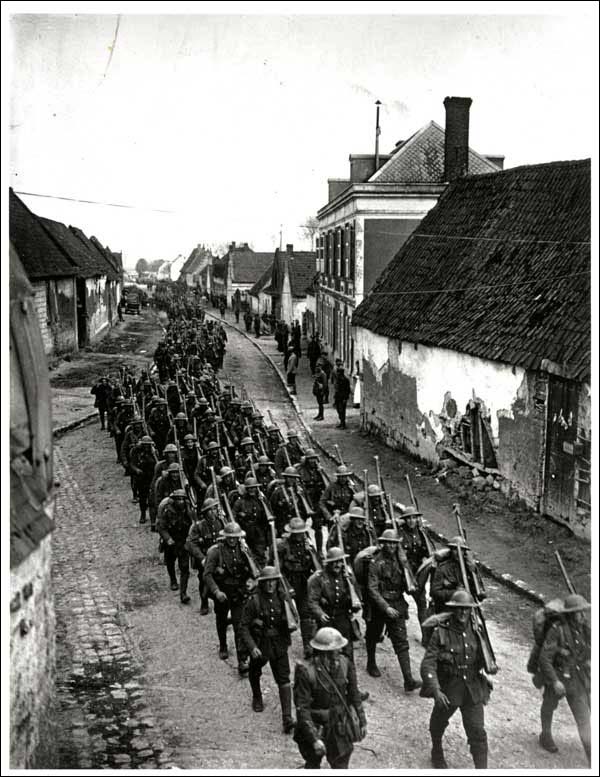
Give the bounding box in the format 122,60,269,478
7,2,599,267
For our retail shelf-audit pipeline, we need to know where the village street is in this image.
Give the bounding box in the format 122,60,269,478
49,310,589,770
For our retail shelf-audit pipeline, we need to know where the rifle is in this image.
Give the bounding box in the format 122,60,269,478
554,550,576,594
138,398,159,463
386,493,417,594
209,466,227,524
265,504,299,632
333,510,363,637
453,504,497,674
374,455,392,524
176,439,197,509
405,473,435,557
334,444,357,493
454,504,486,599
363,468,377,544
256,432,267,457
267,410,284,443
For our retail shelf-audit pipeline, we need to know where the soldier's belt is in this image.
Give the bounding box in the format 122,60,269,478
381,590,404,599
310,708,330,724
265,627,280,638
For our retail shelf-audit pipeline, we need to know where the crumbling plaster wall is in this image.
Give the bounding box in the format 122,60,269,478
86,277,109,342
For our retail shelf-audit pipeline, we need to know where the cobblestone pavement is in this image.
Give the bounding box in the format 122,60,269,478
50,312,589,770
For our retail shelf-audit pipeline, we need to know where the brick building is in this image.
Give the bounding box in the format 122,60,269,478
352,159,591,537
315,97,502,369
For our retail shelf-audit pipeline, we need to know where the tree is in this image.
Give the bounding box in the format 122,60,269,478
299,217,319,250
136,258,149,275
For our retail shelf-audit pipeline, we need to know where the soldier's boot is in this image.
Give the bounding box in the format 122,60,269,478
279,684,296,733
539,705,558,753
366,638,381,678
300,619,315,659
398,651,422,692
217,622,229,660
431,737,448,769
250,674,264,712
471,744,488,769
180,574,191,604
200,592,210,615
139,510,147,524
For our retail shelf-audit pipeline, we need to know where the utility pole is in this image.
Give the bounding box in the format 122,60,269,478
279,224,283,250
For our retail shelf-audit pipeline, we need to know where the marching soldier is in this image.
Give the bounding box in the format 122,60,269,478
398,506,430,631
233,436,257,483
185,498,224,615
365,484,390,537
430,536,481,614
239,565,296,733
276,517,320,658
537,594,590,763
232,477,269,566
147,398,171,455
156,489,194,603
274,430,304,473
269,467,305,537
181,434,206,501
252,455,277,490
293,627,367,769
120,416,145,502
365,529,422,691
166,412,191,446
420,590,491,769
196,442,224,487
327,506,373,565
148,443,179,531
265,425,283,461
296,448,327,556
319,465,355,528
203,522,257,675
90,376,112,430
154,462,183,508
129,436,158,524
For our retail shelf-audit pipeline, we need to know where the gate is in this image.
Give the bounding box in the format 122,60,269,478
543,376,578,522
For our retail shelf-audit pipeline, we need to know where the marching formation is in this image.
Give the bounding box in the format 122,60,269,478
89,296,591,769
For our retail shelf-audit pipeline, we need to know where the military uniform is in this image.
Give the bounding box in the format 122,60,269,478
399,523,430,625
157,498,194,601
307,568,357,659
297,460,326,554
277,535,319,654
129,442,157,521
431,557,466,613
366,498,390,537
327,522,371,565
538,618,591,762
232,494,269,565
293,653,365,769
420,617,490,768
319,482,354,524
147,406,170,455
203,541,255,665
274,442,303,474
185,511,224,610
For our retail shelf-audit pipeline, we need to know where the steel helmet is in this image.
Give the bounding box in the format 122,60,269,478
401,506,423,520
287,430,299,438
140,435,153,445
310,627,348,652
563,594,591,613
378,529,402,543
219,466,234,477
336,465,353,477
447,590,477,608
348,506,365,520
284,517,308,534
164,443,178,454
200,498,219,512
258,565,281,582
167,462,180,473
240,437,254,447
219,522,246,539
257,455,273,466
176,412,187,421
447,536,470,550
183,434,196,442
367,484,382,497
172,489,187,499
283,466,300,479
244,477,259,488
206,441,220,452
303,448,319,459
324,547,348,564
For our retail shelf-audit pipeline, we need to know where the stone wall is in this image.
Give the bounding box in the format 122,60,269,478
10,534,57,768
32,280,77,356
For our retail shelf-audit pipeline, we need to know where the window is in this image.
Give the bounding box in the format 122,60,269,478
349,222,356,282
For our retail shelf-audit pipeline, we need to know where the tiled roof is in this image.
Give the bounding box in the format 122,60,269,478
287,252,317,297
90,235,121,279
66,228,118,280
353,159,591,382
370,121,499,184
230,250,274,284
39,217,107,278
9,189,77,279
249,262,274,296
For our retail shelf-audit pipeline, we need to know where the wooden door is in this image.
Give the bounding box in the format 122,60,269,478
544,376,578,521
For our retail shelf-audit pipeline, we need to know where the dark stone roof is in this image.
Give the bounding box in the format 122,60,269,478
287,252,317,297
353,159,591,382
230,249,274,285
9,189,77,280
39,217,107,278
249,262,274,296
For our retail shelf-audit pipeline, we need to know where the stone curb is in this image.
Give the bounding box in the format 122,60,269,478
53,412,99,439
209,312,547,606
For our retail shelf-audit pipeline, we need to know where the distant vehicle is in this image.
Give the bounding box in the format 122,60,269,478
122,285,143,314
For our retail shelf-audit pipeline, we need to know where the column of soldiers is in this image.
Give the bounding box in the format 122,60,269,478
89,296,590,769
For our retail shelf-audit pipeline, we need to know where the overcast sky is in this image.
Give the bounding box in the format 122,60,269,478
8,4,598,267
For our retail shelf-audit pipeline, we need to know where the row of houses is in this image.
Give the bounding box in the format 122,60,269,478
9,189,124,356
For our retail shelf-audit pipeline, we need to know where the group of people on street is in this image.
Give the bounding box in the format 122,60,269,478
88,288,591,769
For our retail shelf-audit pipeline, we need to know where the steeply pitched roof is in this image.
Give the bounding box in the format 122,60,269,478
353,159,591,382
370,121,499,184
249,262,274,296
39,217,107,278
66,227,118,280
230,250,274,284
9,189,77,280
287,252,317,297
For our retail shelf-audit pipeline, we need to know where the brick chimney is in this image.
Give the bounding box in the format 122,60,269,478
229,241,236,250
443,96,472,182
286,244,294,254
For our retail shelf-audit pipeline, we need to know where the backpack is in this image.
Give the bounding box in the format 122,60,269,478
352,545,378,588
526,598,564,686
